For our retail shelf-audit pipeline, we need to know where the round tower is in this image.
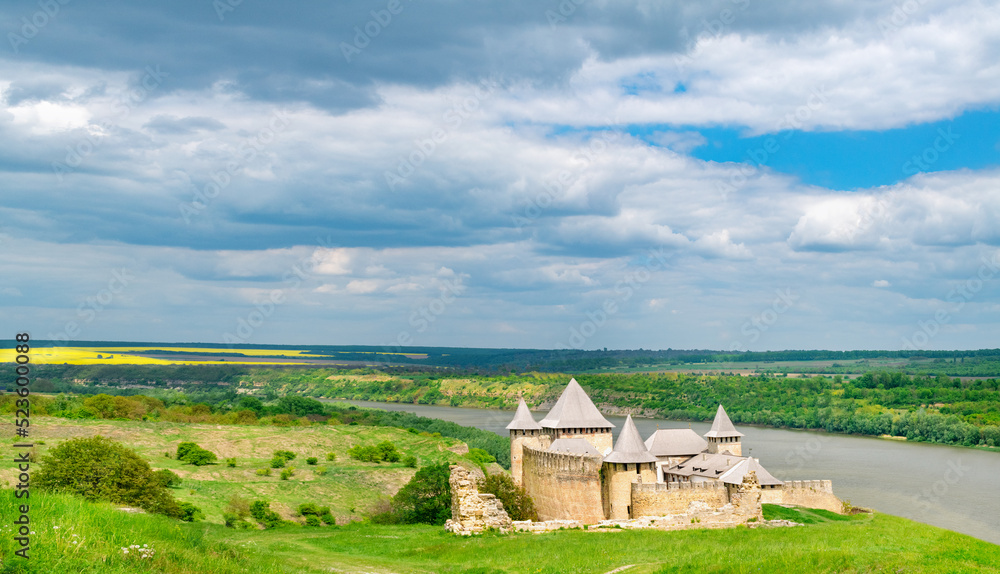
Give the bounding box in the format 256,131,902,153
506,397,543,486
601,415,657,520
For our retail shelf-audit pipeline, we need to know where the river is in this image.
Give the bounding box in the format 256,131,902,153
344,400,1000,545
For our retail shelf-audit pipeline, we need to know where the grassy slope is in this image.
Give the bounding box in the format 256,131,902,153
7,494,996,574
0,417,471,523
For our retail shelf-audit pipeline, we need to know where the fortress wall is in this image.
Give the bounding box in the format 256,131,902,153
630,481,729,517
522,446,605,524
780,480,842,513
759,485,785,505
552,429,613,453
510,432,542,486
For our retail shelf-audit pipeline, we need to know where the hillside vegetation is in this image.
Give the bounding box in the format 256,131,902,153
3,491,1000,574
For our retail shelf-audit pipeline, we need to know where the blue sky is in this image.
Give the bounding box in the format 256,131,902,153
1,0,1000,351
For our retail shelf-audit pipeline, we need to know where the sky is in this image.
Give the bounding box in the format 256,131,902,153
1,0,999,352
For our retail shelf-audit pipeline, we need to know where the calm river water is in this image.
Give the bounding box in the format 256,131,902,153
345,400,1000,545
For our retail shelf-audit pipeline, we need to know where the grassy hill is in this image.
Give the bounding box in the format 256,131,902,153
0,417,479,524
3,492,999,574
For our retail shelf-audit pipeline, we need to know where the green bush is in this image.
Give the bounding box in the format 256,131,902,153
35,436,182,518
249,500,284,528
326,452,337,461
305,515,321,527
270,456,286,468
369,462,451,525
348,441,401,463
280,467,295,480
306,457,318,465
466,448,495,467
314,466,329,476
226,458,237,468
477,472,539,521
273,450,297,462
256,467,271,476
298,503,319,515
320,511,335,525
176,442,217,466
403,455,417,468
153,469,182,488
178,501,204,522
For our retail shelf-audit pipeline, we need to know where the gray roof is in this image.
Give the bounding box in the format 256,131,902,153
666,452,747,480
720,457,783,486
603,415,658,464
644,429,708,457
547,438,602,457
539,378,615,430
506,397,542,430
704,405,744,438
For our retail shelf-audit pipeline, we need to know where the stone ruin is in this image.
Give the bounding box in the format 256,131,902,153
444,465,513,535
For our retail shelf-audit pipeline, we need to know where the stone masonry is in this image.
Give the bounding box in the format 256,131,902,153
444,465,513,535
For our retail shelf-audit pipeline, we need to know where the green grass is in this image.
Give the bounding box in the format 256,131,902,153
0,417,472,524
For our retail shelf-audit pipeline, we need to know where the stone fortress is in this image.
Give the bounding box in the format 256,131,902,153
505,378,841,526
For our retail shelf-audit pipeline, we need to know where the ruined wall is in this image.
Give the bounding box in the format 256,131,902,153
510,430,542,486
522,445,604,524
781,480,841,513
445,465,513,535
630,480,730,517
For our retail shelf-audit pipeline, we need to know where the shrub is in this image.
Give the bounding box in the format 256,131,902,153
320,511,335,525
280,467,295,480
176,442,217,466
249,500,284,529
306,457,318,465
348,441,401,463
178,501,204,522
466,448,495,467
152,469,182,488
403,455,417,468
314,466,329,476
477,472,539,521
226,458,237,468
305,515,321,527
35,436,182,518
273,450,297,462
326,452,337,461
256,467,271,476
369,463,451,525
270,456,286,469
298,503,319,516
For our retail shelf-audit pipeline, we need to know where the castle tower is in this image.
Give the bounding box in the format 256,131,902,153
538,378,615,454
601,415,657,520
506,397,543,486
704,404,744,456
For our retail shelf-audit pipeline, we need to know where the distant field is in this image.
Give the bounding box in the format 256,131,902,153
0,346,426,366
0,417,473,523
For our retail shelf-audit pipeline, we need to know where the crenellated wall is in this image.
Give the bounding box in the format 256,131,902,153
521,445,604,524
550,428,613,454
630,480,730,517
509,430,543,486
780,480,841,513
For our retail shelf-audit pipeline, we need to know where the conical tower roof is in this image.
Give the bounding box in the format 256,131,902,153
603,415,657,464
704,404,744,438
506,397,542,430
539,378,615,429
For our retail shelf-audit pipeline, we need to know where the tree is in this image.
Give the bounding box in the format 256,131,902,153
153,469,182,488
176,442,217,466
385,462,452,525
477,472,538,521
35,436,182,518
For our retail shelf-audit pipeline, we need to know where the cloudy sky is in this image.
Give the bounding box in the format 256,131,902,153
2,0,999,351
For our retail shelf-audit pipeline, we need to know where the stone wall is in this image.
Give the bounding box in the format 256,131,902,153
522,445,605,524
602,463,656,520
510,430,542,486
552,429,613,454
780,480,841,513
630,480,730,517
445,465,513,535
